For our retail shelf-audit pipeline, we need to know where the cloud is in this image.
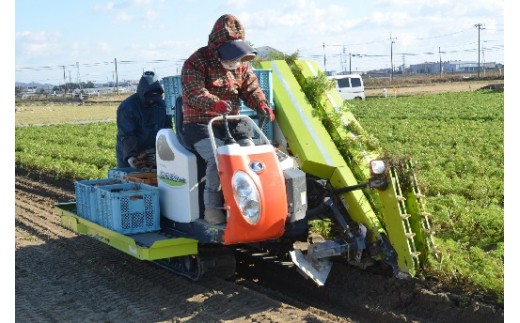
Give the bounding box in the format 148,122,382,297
15,31,61,57
132,0,154,5
370,11,412,28
114,12,134,23
97,42,112,54
377,0,504,18
108,0,166,24
69,41,92,59
93,2,115,12
16,31,60,43
145,9,160,20
225,0,248,9
132,0,167,8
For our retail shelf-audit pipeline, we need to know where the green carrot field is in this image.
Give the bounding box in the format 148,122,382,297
15,89,504,303
348,91,504,302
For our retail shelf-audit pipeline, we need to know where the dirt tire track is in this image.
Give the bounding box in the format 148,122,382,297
15,168,354,322
15,167,504,322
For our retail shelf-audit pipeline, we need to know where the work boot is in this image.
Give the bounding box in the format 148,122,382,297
204,208,226,225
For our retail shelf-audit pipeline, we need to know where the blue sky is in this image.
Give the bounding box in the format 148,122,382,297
13,0,505,84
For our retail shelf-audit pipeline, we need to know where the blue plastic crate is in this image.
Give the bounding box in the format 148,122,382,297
253,69,273,107
74,178,124,223
96,182,160,234
239,69,274,141
164,69,273,118
239,69,274,112
162,75,182,116
258,119,273,140
108,168,156,180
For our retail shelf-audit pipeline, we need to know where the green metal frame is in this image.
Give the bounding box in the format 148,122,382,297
260,59,436,276
56,202,198,261
293,59,421,275
258,60,385,241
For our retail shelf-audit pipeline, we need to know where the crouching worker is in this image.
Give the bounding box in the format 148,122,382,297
116,71,173,169
180,14,275,225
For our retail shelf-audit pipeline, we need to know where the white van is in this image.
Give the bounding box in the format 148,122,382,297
329,74,365,100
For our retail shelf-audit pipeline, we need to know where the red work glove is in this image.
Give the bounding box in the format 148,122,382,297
214,100,233,114
259,104,275,122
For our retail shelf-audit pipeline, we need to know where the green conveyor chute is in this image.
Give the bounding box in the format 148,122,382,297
259,59,424,276
258,60,385,242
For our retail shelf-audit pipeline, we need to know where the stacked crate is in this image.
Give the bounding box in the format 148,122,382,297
162,75,182,116
96,182,160,234
74,178,124,224
75,171,160,234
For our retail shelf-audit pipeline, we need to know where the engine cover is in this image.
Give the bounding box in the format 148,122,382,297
283,167,307,222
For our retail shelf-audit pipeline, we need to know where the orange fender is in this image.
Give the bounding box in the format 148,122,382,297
217,144,287,244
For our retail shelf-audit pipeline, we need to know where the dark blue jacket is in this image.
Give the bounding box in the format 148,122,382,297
116,72,173,167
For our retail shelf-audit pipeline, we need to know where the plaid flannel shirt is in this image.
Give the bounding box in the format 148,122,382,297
181,14,268,125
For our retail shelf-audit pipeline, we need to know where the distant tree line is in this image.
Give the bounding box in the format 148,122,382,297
53,81,96,92
15,81,97,94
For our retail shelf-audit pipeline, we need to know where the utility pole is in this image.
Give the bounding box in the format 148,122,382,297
62,65,67,93
322,42,327,73
343,45,346,73
114,58,119,93
482,48,486,77
349,53,352,74
390,34,397,82
76,62,82,90
439,47,442,78
349,53,362,74
474,23,485,78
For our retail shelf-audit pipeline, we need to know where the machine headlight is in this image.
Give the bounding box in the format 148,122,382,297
369,160,386,175
232,171,261,224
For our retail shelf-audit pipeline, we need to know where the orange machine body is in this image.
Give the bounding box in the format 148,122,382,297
217,143,288,245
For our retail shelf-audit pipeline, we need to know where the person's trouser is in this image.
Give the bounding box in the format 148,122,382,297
193,137,254,209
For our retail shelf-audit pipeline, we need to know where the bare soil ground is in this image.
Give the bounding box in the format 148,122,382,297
15,80,505,322
15,166,504,323
364,80,504,97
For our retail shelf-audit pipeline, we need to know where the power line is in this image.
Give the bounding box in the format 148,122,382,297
16,24,504,84
413,27,474,40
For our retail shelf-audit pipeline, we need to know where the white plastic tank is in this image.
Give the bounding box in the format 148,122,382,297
155,129,200,223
